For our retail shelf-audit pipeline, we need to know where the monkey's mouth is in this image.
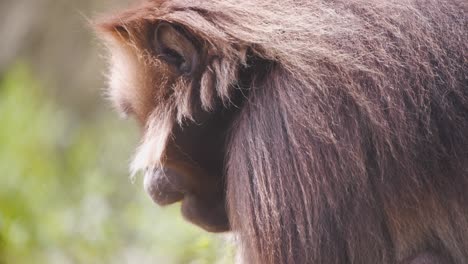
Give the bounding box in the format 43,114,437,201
143,167,230,232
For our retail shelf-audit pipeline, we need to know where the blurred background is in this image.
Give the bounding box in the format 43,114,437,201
0,1,234,263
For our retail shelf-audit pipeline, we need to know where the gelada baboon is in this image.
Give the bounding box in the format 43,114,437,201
94,0,468,263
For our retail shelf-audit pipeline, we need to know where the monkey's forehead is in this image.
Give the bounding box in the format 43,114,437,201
94,0,205,32
94,1,215,47
94,1,163,34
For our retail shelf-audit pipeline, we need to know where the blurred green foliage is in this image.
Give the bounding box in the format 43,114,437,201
0,64,234,264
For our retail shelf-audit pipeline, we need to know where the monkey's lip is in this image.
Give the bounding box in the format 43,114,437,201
143,168,186,206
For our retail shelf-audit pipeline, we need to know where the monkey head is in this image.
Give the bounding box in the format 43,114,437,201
94,2,252,232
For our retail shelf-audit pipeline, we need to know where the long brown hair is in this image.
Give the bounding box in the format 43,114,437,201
97,0,468,263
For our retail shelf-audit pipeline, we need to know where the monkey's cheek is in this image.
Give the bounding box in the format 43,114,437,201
144,168,185,206
181,195,230,233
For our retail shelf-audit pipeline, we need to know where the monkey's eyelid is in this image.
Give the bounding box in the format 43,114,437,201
160,47,185,62
158,54,184,69
157,48,195,75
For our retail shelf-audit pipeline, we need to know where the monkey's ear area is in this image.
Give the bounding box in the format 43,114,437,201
152,22,200,75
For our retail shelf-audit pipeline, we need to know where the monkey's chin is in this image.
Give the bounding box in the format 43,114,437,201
144,168,230,233
181,194,230,233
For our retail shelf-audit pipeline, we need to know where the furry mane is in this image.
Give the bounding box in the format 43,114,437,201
98,0,468,263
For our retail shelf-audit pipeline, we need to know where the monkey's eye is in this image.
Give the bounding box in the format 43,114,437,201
153,22,199,75
159,47,187,72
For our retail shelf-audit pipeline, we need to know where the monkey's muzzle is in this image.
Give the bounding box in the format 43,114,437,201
143,167,230,232
144,168,186,206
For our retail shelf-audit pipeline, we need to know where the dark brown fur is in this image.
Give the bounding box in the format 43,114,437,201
95,0,468,263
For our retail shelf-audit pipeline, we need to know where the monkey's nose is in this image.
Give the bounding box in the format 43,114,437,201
144,168,185,206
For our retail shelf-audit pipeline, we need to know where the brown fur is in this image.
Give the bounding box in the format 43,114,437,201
95,0,468,263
